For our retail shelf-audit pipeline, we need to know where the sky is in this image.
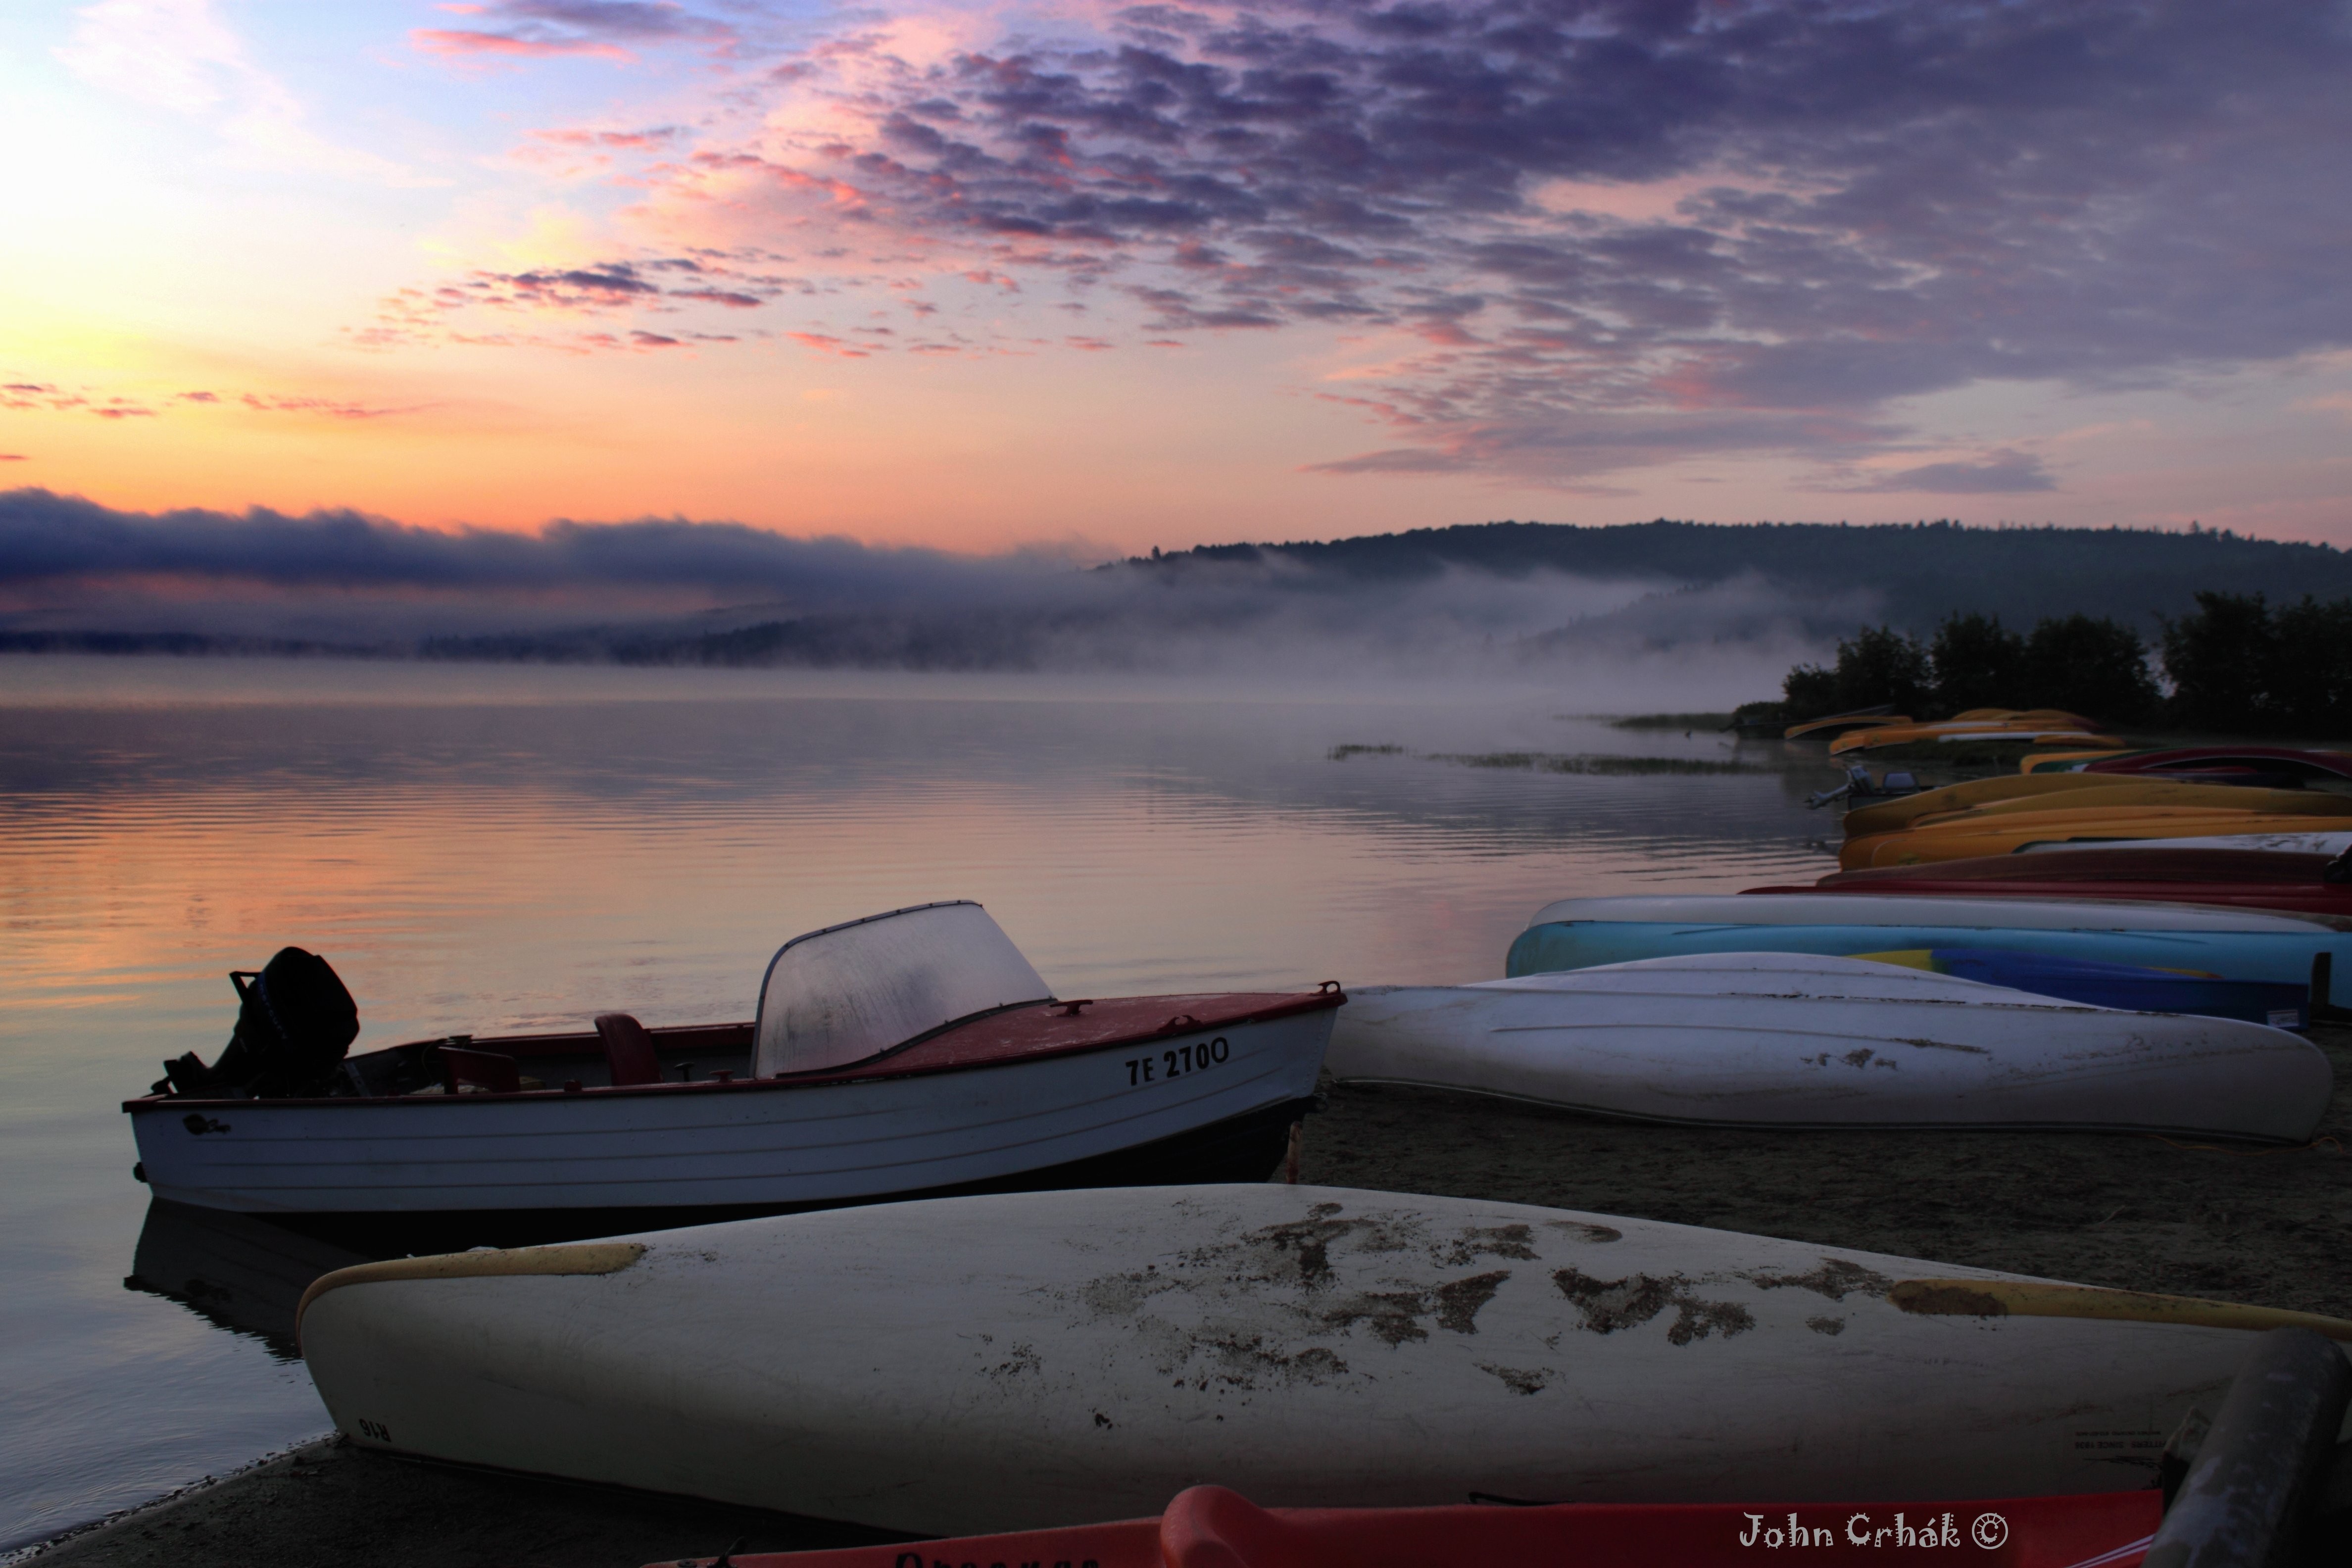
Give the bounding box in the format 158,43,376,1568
3,0,2352,565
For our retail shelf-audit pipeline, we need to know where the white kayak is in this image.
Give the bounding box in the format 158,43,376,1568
1326,954,2332,1141
298,1184,2352,1534
2022,833,2352,856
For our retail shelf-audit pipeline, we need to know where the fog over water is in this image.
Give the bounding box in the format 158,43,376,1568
0,657,1839,1550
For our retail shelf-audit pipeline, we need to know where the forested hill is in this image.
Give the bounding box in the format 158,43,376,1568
1136,520,2352,633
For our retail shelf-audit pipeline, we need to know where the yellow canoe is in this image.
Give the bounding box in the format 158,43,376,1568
2021,750,2146,774
1839,775,2327,838
1845,808,2352,870
1914,780,2341,825
1831,725,2124,756
1784,712,1911,741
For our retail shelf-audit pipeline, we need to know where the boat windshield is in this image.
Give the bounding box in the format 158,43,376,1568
752,901,1053,1077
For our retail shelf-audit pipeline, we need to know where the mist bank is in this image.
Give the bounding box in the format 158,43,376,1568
8,489,2344,688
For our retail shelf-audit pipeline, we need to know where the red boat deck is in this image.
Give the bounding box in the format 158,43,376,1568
126,989,1342,1110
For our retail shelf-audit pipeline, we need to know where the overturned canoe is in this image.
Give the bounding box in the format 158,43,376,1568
1752,847,2352,921
1831,728,2122,757
1326,954,2327,1138
2075,747,2352,782
1842,777,2344,841
1848,949,2310,1028
1845,810,2352,870
2022,832,2352,857
298,1184,2351,1535
1506,894,2352,991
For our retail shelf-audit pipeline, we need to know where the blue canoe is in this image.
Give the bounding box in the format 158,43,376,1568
1853,947,2308,1028
1507,894,2352,999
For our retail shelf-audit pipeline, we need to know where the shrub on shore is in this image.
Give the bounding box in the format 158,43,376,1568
1774,594,2352,736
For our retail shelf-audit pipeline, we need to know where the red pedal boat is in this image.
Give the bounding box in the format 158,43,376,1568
674,1485,2159,1568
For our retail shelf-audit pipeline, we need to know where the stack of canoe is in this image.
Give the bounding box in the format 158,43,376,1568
1833,774,2352,870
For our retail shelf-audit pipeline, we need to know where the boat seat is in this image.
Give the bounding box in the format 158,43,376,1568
439,1046,521,1094
594,1013,663,1087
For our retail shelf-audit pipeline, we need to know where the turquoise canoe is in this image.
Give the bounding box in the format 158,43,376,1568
1506,894,2352,995
1856,947,2309,1028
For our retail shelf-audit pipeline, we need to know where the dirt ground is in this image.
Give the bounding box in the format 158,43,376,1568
29,1029,2352,1568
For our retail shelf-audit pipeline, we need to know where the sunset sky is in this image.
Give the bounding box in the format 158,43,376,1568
4,0,2351,561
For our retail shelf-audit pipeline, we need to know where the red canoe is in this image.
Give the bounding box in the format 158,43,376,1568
680,1485,2160,1568
2080,747,2352,782
1744,847,2352,919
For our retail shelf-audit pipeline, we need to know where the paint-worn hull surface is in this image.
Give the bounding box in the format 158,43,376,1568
298,1184,2348,1535
1327,956,2330,1140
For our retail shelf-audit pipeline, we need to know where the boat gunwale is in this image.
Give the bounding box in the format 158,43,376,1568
122,989,1343,1115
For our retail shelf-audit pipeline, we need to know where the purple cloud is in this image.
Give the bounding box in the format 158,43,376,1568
1840,451,2059,495
774,0,2352,481
386,0,2352,486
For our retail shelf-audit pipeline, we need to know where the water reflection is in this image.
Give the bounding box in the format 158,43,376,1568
0,662,1841,1550
124,1203,376,1361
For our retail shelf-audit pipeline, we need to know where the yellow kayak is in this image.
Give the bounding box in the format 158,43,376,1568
1846,808,2352,870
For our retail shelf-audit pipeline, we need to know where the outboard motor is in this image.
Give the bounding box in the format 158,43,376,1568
157,947,360,1097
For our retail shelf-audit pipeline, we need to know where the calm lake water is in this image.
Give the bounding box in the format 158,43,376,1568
0,657,1837,1551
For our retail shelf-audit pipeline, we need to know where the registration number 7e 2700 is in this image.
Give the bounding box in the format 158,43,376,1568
1126,1036,1230,1086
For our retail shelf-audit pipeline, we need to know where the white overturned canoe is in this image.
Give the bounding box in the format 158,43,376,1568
2022,832,2352,856
1328,954,2333,1142
298,1184,2352,1534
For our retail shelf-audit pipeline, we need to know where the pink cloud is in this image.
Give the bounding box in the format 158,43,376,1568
786,332,871,358
529,127,680,150
672,288,765,308
411,29,629,61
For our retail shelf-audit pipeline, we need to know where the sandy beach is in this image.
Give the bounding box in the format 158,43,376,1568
30,1030,2352,1568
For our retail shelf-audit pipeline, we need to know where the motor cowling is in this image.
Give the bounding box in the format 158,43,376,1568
162,947,360,1097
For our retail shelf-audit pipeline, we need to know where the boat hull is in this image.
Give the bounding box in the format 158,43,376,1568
717,1484,2161,1568
1507,895,2352,990
1326,957,2330,1139
131,1011,1331,1223
1766,879,2352,922
298,1184,2341,1534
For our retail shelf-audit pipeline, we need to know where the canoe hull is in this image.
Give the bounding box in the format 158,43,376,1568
1326,958,2330,1140
131,1010,1331,1223
297,1185,2318,1534
1509,895,2352,990
1768,880,2352,922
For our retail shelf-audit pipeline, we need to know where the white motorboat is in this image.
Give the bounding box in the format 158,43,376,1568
126,902,1340,1238
1326,953,2332,1141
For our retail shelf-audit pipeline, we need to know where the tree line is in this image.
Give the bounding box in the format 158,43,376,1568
1777,593,2352,736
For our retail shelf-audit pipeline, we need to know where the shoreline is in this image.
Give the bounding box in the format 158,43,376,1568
29,1032,2352,1567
